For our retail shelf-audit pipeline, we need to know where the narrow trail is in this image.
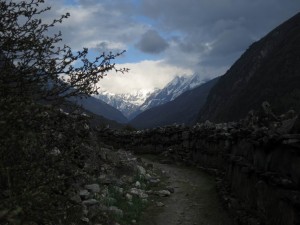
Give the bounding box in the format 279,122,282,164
140,158,232,225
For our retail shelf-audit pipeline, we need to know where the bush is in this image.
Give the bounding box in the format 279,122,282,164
0,0,127,224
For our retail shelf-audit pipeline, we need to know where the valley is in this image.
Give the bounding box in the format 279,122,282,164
1,2,300,225
85,13,300,130
95,74,205,121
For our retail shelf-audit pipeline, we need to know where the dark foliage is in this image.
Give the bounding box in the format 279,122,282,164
0,100,92,224
0,0,128,104
0,0,126,224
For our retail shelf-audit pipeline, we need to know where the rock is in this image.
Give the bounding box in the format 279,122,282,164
49,147,61,156
145,163,154,170
99,147,109,160
283,139,300,144
83,123,89,130
130,188,148,199
70,194,82,203
149,178,160,185
282,134,300,139
79,190,90,200
106,197,117,205
131,219,137,224
114,186,124,194
145,173,152,180
277,116,299,134
160,159,173,164
247,217,261,225
182,131,189,140
156,190,171,197
121,175,134,184
156,202,165,207
101,187,109,197
126,193,133,201
100,179,112,185
166,186,175,193
84,184,100,193
98,204,109,211
99,174,114,185
82,199,99,206
204,120,214,129
146,190,154,195
280,134,300,146
137,165,146,176
99,174,106,179
109,206,123,218
135,181,141,188
82,207,88,216
128,201,133,206
81,217,89,223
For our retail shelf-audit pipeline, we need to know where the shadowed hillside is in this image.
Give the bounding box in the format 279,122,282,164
70,96,128,124
198,13,300,123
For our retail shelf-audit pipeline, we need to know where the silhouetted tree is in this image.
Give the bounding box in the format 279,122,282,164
0,0,128,104
0,1,127,224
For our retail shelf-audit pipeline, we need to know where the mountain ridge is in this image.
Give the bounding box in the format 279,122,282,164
130,77,219,129
198,12,300,123
95,89,155,119
95,74,204,120
139,74,204,112
69,95,128,124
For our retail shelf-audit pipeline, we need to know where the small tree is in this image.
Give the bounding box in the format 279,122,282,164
0,1,127,224
0,0,128,104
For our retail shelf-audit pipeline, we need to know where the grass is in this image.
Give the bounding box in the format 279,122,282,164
97,173,149,225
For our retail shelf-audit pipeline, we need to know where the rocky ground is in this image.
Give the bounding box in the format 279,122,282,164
75,147,232,225
73,147,180,225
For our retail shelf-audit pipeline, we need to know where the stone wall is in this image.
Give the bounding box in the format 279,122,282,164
97,110,300,225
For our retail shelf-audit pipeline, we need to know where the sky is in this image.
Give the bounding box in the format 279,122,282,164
44,0,300,94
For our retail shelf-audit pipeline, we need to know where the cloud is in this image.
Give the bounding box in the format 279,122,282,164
44,1,146,51
98,60,193,94
136,29,169,54
94,41,126,53
140,0,300,72
38,0,300,93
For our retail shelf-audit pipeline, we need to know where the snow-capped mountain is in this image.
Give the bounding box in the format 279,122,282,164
95,89,155,119
95,74,204,120
139,74,204,111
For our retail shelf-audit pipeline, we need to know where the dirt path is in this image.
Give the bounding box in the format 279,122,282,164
140,158,232,225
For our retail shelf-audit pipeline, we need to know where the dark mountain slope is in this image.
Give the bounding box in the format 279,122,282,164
130,77,219,129
198,13,300,123
60,101,124,129
40,72,129,124
70,96,128,124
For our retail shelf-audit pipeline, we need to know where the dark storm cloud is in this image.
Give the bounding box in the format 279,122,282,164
94,41,124,54
140,0,300,71
136,29,169,54
45,0,145,51
47,0,300,85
